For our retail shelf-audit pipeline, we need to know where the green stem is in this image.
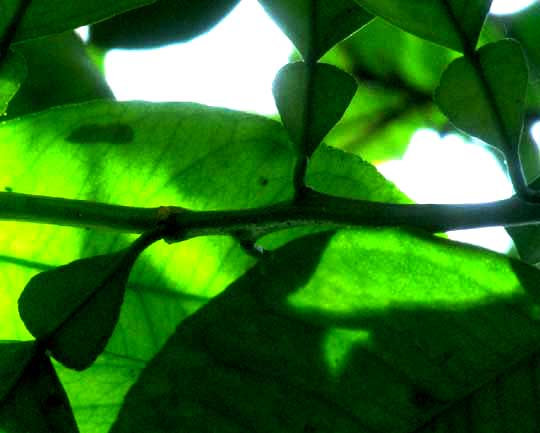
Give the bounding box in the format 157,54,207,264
3,191,540,242
0,192,158,232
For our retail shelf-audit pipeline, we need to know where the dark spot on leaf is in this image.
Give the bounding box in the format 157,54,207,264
4,186,12,192
304,423,316,433
66,123,135,144
259,177,269,186
411,387,439,410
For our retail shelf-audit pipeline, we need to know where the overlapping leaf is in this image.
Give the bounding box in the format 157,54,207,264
12,0,156,44
273,62,357,157
0,49,26,115
353,0,492,52
259,0,372,61
0,341,78,433
90,0,240,49
112,226,540,432
7,32,112,118
435,39,528,156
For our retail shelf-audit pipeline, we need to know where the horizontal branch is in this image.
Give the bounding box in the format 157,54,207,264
1,191,540,243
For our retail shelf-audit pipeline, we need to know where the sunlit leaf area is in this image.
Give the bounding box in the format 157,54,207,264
3,0,540,432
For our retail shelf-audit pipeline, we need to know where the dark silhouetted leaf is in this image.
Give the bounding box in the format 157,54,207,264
18,230,161,370
0,49,26,115
7,32,112,119
259,0,372,61
273,62,356,157
90,0,240,49
13,0,155,44
435,39,528,156
354,0,492,52
0,340,35,402
111,227,540,432
0,342,78,433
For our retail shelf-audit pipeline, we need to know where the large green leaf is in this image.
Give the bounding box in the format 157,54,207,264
112,227,540,432
7,32,112,118
0,99,410,431
0,49,26,115
259,0,372,61
435,39,528,157
353,0,492,52
90,0,240,49
0,342,78,433
273,62,357,157
13,0,155,44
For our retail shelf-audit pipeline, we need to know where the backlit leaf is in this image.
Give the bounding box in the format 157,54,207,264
273,62,357,157
112,227,540,432
435,39,528,156
259,0,372,61
353,0,492,52
18,230,160,370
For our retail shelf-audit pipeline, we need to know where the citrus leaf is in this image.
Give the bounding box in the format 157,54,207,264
353,0,492,52
7,32,112,118
435,39,528,157
18,230,160,370
112,227,540,432
0,340,35,402
0,49,26,115
90,0,240,49
13,0,155,44
273,62,357,157
259,0,372,61
0,343,78,433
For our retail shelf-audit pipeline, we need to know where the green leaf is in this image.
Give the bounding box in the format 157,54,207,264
90,0,240,49
7,32,112,118
0,340,35,402
112,227,540,432
273,62,357,157
0,343,78,433
54,353,146,433
13,0,155,44
435,39,528,157
0,49,26,116
259,0,372,61
18,231,159,371
353,0,492,52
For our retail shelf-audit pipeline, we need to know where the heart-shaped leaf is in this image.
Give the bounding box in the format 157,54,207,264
435,39,528,156
18,229,161,370
0,50,26,115
0,341,78,433
354,0,492,52
259,0,372,61
273,62,357,157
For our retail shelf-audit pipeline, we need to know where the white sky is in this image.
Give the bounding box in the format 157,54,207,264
98,0,537,254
